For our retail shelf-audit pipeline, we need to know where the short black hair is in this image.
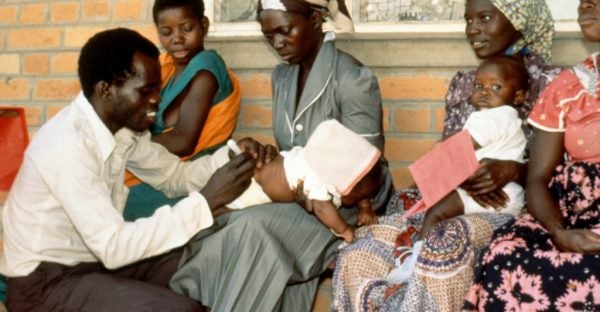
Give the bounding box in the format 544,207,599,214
152,0,205,24
479,55,529,91
78,28,159,99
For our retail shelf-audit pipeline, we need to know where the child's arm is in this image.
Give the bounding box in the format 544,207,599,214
311,200,354,242
357,198,378,226
151,71,217,157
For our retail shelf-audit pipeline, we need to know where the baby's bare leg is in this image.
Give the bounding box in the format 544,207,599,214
419,190,464,240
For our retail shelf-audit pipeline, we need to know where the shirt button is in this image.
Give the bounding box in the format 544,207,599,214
295,124,304,131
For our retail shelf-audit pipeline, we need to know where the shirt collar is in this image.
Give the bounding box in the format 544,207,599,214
72,91,128,162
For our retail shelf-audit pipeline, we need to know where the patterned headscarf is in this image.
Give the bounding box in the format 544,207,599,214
258,0,354,33
490,0,554,63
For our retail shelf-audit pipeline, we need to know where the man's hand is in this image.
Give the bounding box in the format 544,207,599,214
235,137,278,169
200,153,255,210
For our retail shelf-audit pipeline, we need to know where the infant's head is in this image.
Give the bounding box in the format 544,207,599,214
341,160,382,207
470,55,528,110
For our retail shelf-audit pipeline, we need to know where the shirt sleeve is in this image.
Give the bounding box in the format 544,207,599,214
336,65,384,150
126,133,228,198
527,70,575,133
35,134,217,269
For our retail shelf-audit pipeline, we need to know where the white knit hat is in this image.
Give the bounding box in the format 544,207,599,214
304,120,380,195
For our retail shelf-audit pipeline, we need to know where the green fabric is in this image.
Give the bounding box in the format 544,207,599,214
151,49,232,134
0,275,5,303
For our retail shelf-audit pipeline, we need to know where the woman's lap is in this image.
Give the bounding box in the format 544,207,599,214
465,162,600,311
332,188,514,311
465,214,600,311
171,202,356,312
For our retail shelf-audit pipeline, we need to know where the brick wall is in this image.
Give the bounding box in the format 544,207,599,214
0,1,591,188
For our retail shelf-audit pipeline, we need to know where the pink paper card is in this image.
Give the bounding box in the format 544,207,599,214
408,130,479,209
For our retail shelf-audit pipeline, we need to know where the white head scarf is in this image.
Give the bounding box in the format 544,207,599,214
259,0,354,33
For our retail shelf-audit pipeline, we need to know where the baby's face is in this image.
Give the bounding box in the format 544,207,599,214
341,179,378,207
470,62,520,109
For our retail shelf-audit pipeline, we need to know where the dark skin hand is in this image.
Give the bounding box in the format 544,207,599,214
461,158,524,209
200,152,256,210
204,137,278,211
234,137,278,169
527,129,600,253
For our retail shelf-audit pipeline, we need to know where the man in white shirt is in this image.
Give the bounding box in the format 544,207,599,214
1,28,266,311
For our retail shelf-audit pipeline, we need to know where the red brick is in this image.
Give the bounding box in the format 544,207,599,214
434,106,445,133
231,132,276,147
394,107,431,133
114,0,144,21
8,28,61,49
64,26,105,48
384,137,437,162
382,106,390,132
20,3,47,25
82,1,110,21
131,25,160,46
240,74,272,99
239,104,272,129
34,79,80,100
390,166,415,189
380,76,447,100
24,54,49,76
0,54,19,75
24,105,43,127
51,52,79,74
0,78,30,100
50,2,80,23
0,6,18,25
47,103,68,120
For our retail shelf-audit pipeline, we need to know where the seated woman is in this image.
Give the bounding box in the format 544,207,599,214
123,0,241,220
331,0,561,311
464,1,600,309
168,1,394,310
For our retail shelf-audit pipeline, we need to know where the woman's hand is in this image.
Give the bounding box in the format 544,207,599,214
461,158,521,209
235,137,278,169
201,153,256,210
551,228,600,254
470,189,509,210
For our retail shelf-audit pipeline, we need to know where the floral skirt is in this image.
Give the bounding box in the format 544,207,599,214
464,161,600,311
331,189,513,312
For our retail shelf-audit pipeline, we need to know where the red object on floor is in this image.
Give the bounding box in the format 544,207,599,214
0,107,29,191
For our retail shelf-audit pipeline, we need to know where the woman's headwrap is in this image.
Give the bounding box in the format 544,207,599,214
490,0,554,63
258,0,354,33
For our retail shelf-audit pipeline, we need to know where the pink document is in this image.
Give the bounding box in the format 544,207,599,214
407,130,479,214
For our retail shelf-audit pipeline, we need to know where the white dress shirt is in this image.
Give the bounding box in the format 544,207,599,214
0,92,224,277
